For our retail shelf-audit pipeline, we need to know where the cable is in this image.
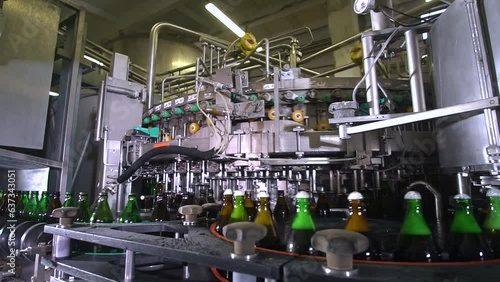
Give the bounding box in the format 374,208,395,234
352,26,403,104
116,146,215,183
379,6,440,27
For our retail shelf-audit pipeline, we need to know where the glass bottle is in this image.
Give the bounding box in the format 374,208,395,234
230,190,248,223
394,191,441,262
151,192,170,222
244,190,256,221
75,192,91,223
119,193,142,223
215,189,234,235
286,191,316,255
63,192,75,207
35,191,50,222
15,191,30,219
198,188,208,206
345,192,380,260
23,191,39,220
449,194,493,261
47,192,62,223
90,192,114,223
484,188,500,258
254,191,279,249
273,190,290,247
206,189,216,203
334,187,349,209
316,187,331,218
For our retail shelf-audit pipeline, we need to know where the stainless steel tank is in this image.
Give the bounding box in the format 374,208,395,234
430,0,500,171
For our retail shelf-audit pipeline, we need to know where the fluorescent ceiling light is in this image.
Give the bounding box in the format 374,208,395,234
49,91,59,97
84,55,104,66
420,8,446,18
256,47,264,52
205,3,245,38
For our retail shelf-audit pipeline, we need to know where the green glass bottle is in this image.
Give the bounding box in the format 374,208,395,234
90,192,114,223
244,190,256,221
151,193,170,222
23,191,39,220
254,191,279,249
120,193,142,223
75,192,91,223
215,189,234,235
449,194,493,261
394,191,441,262
286,191,316,255
230,190,248,223
15,191,30,219
63,192,75,207
35,191,50,221
484,189,500,258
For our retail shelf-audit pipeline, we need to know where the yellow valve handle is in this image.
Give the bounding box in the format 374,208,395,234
267,108,276,120
316,121,330,131
350,42,363,65
291,110,305,122
240,33,257,56
189,122,201,134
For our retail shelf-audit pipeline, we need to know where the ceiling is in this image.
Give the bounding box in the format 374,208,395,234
74,0,330,46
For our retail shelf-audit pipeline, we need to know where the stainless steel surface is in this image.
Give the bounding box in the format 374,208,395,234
369,0,393,30
405,29,426,112
431,0,500,169
16,168,49,191
0,0,59,149
344,97,499,136
110,53,130,81
0,148,62,169
124,250,135,282
362,35,380,115
146,23,230,108
407,181,444,250
95,80,106,142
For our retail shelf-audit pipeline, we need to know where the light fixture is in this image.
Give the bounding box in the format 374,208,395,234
84,55,104,66
256,47,263,52
49,91,59,97
205,3,245,38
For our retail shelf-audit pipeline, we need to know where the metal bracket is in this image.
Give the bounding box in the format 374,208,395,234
335,97,499,139
293,126,305,158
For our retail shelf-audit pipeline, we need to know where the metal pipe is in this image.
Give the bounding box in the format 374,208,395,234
362,35,380,115
95,80,105,142
202,42,208,74
300,0,444,64
195,58,200,92
209,44,214,74
147,23,230,108
124,250,135,282
407,180,444,249
405,29,426,112
234,39,270,76
216,47,221,69
162,74,196,101
456,173,471,196
312,62,357,78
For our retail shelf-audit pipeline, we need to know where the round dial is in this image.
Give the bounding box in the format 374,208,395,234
354,0,375,15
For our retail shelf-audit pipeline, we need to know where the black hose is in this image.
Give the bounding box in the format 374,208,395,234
117,146,215,183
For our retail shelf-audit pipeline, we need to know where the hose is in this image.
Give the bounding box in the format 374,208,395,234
116,146,215,183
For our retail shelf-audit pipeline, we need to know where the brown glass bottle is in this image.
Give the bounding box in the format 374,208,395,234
316,187,331,218
273,190,290,247
151,193,170,222
254,191,279,249
46,192,62,223
345,192,380,260
215,189,234,235
244,190,256,221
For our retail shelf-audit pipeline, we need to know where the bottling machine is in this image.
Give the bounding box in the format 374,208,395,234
2,0,500,281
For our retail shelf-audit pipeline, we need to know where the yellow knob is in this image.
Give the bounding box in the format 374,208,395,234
316,121,330,131
291,110,305,122
350,42,363,65
267,108,276,120
189,122,201,134
164,135,172,142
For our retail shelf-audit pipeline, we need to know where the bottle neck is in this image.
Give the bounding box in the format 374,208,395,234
223,195,233,206
400,199,432,235
451,199,482,233
484,196,500,230
234,196,244,206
